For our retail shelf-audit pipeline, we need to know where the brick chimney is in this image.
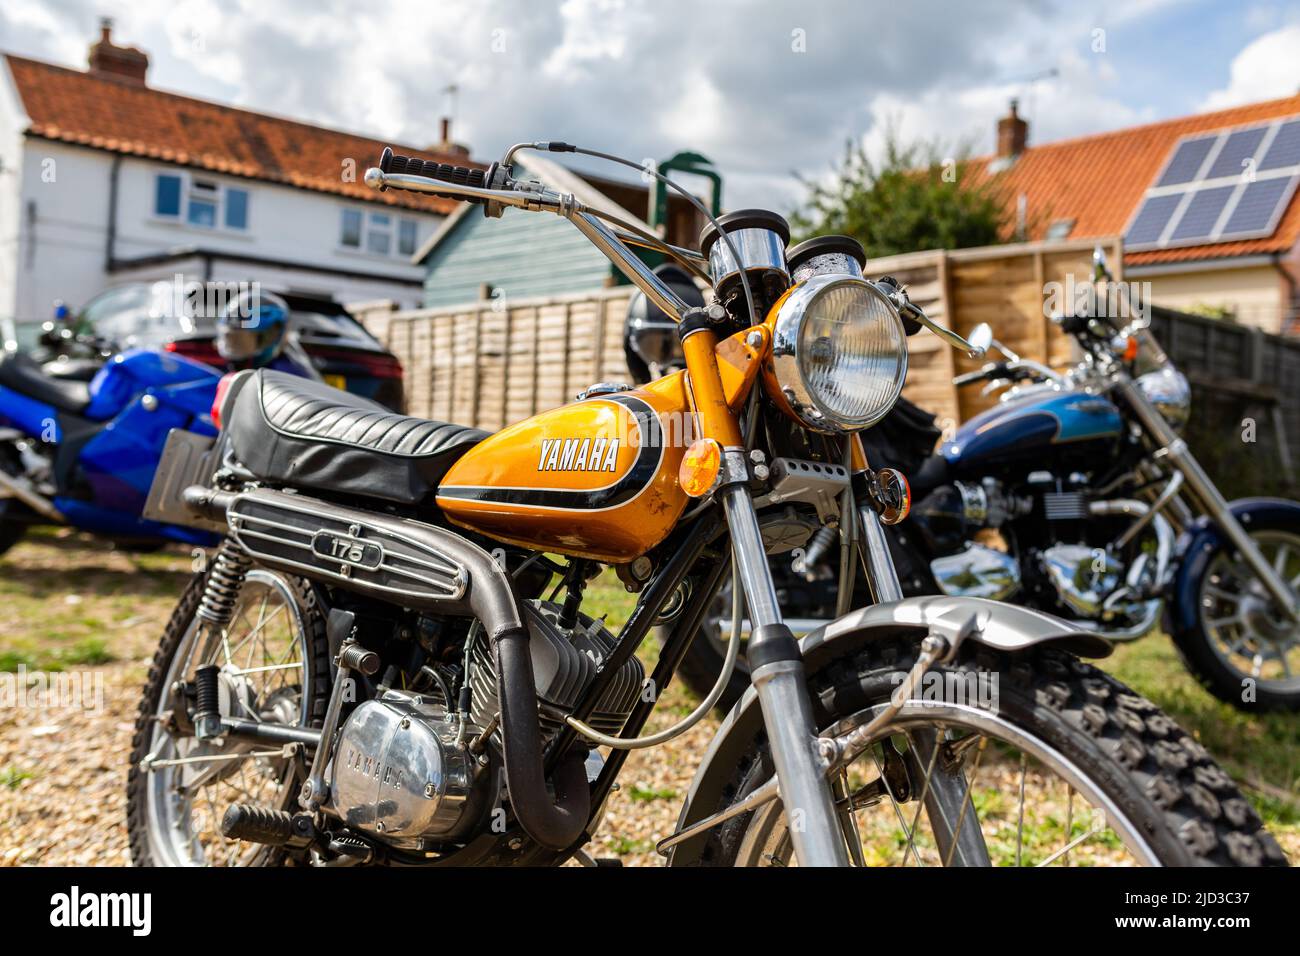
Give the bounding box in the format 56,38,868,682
88,18,149,85
432,116,470,159
997,99,1028,159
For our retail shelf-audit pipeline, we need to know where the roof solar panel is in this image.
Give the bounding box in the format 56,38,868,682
1260,119,1300,171
1125,194,1183,245
1219,175,1297,237
1156,136,1216,186
1126,114,1300,250
1205,126,1267,180
1169,185,1235,241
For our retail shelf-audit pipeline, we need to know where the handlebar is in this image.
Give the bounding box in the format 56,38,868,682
378,147,490,204
953,358,1063,389
364,144,986,361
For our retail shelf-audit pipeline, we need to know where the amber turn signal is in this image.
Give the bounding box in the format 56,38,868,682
679,438,722,498
876,468,911,525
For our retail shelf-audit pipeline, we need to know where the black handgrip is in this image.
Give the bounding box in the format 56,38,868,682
379,146,487,203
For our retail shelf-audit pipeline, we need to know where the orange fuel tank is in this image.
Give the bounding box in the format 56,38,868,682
435,325,768,563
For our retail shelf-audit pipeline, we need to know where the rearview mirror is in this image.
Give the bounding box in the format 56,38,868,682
967,323,994,353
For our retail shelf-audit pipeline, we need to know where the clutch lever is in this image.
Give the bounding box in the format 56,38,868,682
874,277,986,359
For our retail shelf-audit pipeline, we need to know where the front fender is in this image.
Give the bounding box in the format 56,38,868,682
667,595,1109,866
1166,497,1300,638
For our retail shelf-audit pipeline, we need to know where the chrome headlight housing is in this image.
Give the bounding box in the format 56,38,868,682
765,275,908,433
1136,366,1191,432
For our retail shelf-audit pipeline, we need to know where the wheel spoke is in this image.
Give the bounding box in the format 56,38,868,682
1015,751,1027,867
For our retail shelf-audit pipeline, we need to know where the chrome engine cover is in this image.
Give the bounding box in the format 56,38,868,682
328,690,490,849
930,543,1020,601
1039,543,1123,618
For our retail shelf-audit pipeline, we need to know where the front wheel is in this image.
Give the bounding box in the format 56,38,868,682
699,639,1285,867
1172,519,1300,712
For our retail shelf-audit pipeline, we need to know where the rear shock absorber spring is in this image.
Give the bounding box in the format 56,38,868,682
197,539,253,627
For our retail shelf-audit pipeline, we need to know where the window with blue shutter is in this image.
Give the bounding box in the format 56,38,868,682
225,188,249,230
155,174,182,217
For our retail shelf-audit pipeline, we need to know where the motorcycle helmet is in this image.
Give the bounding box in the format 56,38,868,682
623,263,705,384
217,289,290,367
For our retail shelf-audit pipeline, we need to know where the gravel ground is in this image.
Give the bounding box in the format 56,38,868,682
2,530,1296,867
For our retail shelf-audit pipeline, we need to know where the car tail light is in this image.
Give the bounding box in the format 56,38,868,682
306,345,404,380
211,372,238,430
167,338,224,368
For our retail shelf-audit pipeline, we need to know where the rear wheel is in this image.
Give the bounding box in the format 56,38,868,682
127,566,329,866
0,445,30,557
699,639,1285,867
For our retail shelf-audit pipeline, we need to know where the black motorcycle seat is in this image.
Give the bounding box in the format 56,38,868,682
226,370,488,506
0,350,92,414
909,454,951,494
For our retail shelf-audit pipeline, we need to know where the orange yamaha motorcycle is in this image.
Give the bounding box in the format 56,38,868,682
126,141,1284,867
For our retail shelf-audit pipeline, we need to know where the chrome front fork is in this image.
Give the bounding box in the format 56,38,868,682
1117,378,1299,624
719,459,849,867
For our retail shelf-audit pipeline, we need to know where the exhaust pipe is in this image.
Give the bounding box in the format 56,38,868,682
0,468,64,522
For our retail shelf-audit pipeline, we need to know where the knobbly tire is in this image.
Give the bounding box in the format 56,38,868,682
126,567,330,867
699,639,1287,867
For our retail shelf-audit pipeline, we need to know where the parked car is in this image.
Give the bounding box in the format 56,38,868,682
53,284,406,411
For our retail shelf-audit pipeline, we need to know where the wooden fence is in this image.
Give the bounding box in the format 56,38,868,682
1148,305,1299,494
353,288,636,432
354,238,1116,434
352,235,1295,492
860,237,1122,433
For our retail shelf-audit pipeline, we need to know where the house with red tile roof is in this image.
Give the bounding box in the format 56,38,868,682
0,21,479,334
976,97,1300,335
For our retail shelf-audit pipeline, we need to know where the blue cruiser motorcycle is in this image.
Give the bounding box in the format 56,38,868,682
900,252,1300,712
677,248,1300,713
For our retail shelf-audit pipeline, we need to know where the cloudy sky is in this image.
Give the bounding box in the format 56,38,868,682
3,0,1300,210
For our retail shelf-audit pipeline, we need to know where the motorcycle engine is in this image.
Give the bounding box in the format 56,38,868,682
914,478,1027,600
326,600,643,850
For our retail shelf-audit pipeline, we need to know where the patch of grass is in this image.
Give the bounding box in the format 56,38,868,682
607,836,655,856
58,637,115,666
0,766,35,788
627,784,678,803
0,649,39,672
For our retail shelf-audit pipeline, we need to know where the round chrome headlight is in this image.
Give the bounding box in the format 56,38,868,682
1136,366,1191,431
765,275,908,433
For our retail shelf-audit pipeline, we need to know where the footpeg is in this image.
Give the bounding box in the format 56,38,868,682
221,804,316,848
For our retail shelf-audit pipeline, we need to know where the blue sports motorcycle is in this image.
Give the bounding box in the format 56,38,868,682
0,290,311,554
0,347,223,552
